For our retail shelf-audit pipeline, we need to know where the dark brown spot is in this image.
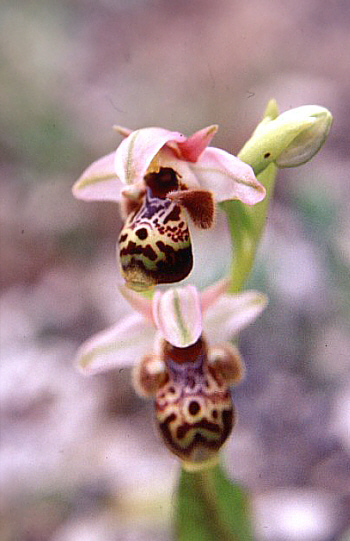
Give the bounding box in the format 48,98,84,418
188,401,200,416
120,240,138,256
176,425,187,439
195,418,222,433
222,407,234,440
135,228,148,240
212,410,218,419
143,244,157,261
168,386,175,394
156,240,175,258
264,152,271,158
120,240,157,261
119,233,128,243
163,205,181,224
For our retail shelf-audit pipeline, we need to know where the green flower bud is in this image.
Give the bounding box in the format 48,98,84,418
239,101,333,175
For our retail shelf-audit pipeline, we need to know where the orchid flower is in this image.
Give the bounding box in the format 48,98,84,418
75,280,267,469
73,126,266,290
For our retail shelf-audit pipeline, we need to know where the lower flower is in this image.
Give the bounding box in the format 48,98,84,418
74,280,267,469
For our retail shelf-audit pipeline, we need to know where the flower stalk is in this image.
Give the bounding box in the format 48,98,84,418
221,101,277,293
191,470,237,541
221,163,276,293
176,464,253,541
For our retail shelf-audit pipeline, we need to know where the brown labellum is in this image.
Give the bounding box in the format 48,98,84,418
154,336,242,466
133,336,245,467
118,188,193,291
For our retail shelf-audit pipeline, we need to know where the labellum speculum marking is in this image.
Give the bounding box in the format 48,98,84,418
135,335,235,466
118,168,193,291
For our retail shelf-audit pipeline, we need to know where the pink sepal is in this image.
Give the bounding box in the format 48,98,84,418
72,152,122,202
191,147,266,204
204,290,268,344
75,314,156,375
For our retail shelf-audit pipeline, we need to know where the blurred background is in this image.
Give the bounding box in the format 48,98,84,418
1,1,349,540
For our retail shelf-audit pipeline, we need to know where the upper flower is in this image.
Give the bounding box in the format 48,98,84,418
73,125,266,290
73,125,265,207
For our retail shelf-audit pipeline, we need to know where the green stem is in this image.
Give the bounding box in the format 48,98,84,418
220,162,276,294
218,99,279,294
176,464,253,541
193,469,237,541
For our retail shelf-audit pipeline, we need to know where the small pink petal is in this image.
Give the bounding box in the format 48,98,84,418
118,283,154,322
152,285,202,348
72,152,123,202
76,314,156,375
191,147,266,204
115,127,187,186
177,125,218,162
200,277,231,313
